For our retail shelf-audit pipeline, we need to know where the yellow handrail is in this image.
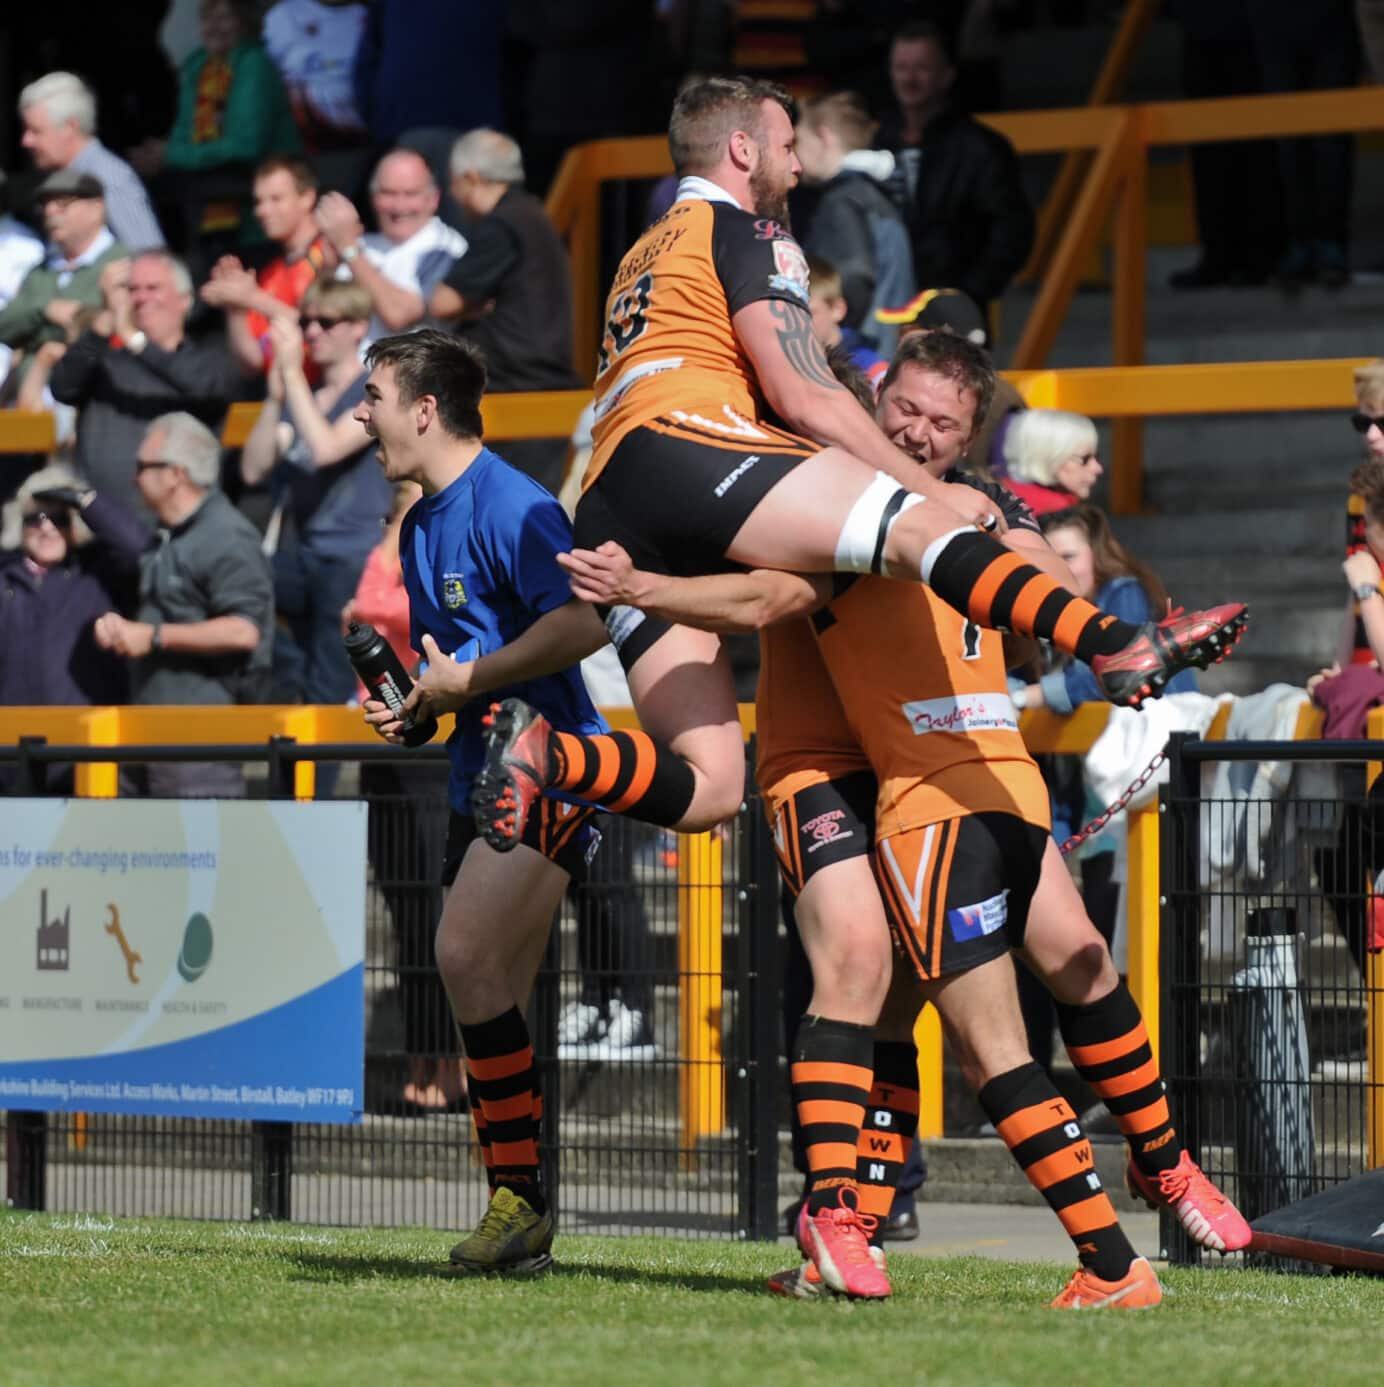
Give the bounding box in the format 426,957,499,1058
1,358,1367,467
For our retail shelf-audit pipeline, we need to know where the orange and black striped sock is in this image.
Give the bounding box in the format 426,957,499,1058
979,1061,1135,1282
546,729,696,828
459,1006,546,1215
1057,984,1180,1177
855,1040,920,1241
792,1015,873,1216
466,1072,495,1192
921,530,1139,661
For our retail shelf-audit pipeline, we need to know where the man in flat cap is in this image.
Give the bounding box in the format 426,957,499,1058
0,170,127,380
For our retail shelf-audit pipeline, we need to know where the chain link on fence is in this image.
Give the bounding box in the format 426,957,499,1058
1159,732,1384,1268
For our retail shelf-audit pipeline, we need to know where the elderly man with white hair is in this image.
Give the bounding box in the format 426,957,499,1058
19,71,165,251
85,411,274,797
49,247,241,516
428,128,581,493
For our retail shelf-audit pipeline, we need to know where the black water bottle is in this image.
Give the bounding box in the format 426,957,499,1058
343,621,438,748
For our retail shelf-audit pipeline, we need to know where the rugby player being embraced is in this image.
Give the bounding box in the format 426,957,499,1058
470,75,1246,867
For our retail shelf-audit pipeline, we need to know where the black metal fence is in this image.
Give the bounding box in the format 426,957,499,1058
1160,732,1384,1266
1,739,782,1240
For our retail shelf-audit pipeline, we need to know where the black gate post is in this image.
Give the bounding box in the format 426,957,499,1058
266,735,298,801
8,740,51,1205
250,1122,293,1222
14,735,47,795
736,747,781,1241
531,917,563,1223
1160,731,1203,1266
5,1111,47,1210
251,737,298,1221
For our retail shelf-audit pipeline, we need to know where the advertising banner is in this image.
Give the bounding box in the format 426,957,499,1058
0,799,365,1123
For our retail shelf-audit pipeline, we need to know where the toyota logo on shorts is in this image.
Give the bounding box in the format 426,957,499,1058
801,809,852,854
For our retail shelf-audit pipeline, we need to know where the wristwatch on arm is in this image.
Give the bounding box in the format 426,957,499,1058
1354,582,1381,604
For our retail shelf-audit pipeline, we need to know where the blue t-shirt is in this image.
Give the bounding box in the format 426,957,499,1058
400,447,606,811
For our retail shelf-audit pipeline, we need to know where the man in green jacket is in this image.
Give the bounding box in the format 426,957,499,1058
0,169,126,378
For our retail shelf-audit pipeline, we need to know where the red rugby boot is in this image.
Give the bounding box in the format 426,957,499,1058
1092,604,1249,709
471,698,551,852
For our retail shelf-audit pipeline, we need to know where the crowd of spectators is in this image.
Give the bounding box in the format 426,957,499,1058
0,7,1049,743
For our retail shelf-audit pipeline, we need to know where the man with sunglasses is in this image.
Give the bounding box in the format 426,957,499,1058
80,411,274,797
241,277,387,706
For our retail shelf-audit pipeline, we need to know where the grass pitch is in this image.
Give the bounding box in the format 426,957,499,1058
2,1211,1381,1387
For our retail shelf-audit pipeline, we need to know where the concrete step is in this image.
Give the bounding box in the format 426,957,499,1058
1139,415,1360,489
1000,279,1384,370
1202,601,1336,667
1112,506,1339,559
1152,557,1339,605
997,14,1182,115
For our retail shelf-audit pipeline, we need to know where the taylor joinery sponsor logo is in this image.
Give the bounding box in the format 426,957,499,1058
901,693,1018,735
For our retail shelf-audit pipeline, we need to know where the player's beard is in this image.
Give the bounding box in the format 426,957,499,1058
749,161,792,227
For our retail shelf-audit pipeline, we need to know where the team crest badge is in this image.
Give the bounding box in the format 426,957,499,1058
442,573,467,609
768,238,809,302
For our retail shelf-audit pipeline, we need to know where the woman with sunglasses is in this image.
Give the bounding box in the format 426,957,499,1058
0,463,144,785
242,275,390,706
999,407,1104,517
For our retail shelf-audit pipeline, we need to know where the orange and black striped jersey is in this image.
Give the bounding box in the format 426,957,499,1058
755,620,870,818
755,470,1049,837
813,571,1050,838
587,181,812,487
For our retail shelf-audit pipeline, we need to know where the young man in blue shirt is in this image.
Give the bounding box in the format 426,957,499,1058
356,329,607,1276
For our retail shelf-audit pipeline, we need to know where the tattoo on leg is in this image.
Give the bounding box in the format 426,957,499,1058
770,300,847,393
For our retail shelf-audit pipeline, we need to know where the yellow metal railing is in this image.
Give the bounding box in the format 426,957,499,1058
540,85,1384,507
1020,0,1160,283
677,828,726,1152
542,88,1384,379
6,87,1381,509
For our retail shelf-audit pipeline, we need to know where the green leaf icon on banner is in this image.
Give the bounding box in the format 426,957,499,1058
177,913,213,982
